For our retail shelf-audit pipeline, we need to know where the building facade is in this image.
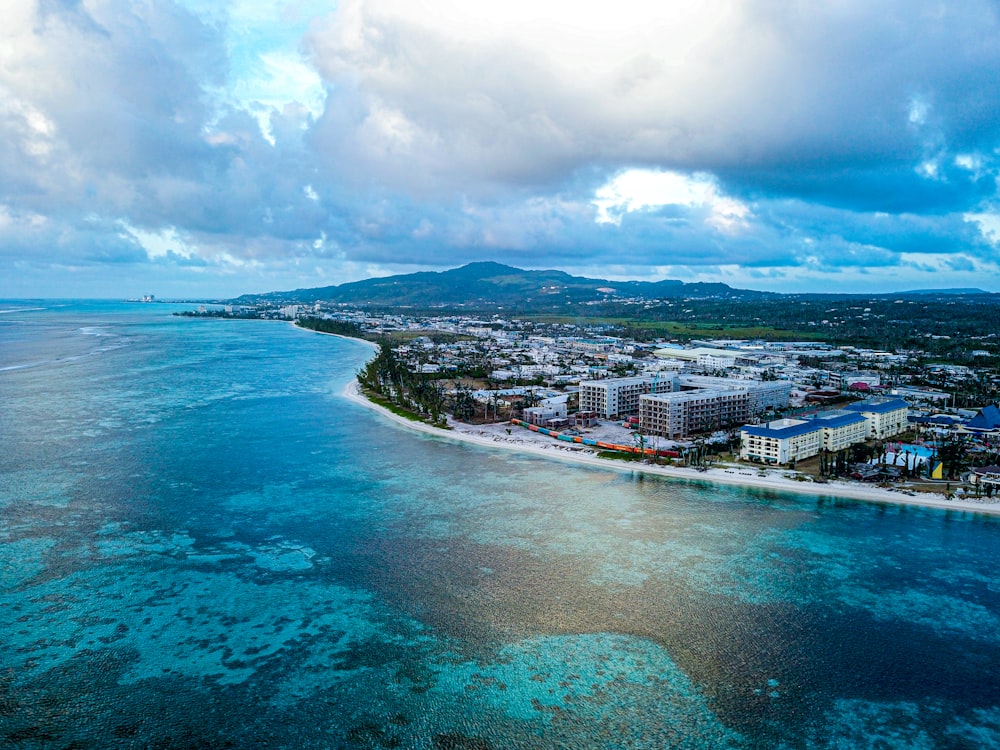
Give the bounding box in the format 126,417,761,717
578,375,677,419
740,409,870,465
812,410,870,452
740,419,822,465
639,390,749,439
842,398,910,439
679,376,791,416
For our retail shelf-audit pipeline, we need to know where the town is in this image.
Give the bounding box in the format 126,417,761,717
180,299,1000,500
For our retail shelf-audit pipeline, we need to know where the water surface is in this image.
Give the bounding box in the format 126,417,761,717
2,302,999,749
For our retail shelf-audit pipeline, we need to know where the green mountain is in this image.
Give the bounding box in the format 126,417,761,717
236,262,764,308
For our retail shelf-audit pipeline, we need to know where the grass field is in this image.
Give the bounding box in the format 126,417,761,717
521,315,828,341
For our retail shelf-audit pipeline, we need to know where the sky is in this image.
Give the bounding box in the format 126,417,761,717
3,0,1000,298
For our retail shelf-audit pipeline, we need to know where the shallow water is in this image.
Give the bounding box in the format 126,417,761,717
2,302,1000,749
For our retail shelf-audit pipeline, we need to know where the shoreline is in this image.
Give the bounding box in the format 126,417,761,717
284,321,999,516
339,378,1000,517
287,319,380,350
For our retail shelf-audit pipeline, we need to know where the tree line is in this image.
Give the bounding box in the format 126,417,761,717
357,341,448,424
295,316,369,339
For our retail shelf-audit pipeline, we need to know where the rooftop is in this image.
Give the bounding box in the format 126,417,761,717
811,410,868,428
843,397,909,414
741,418,821,439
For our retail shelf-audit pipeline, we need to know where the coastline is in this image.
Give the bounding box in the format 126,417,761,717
339,378,1000,517
287,319,379,351
284,321,999,516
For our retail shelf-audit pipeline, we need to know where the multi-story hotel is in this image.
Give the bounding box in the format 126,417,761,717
740,418,823,465
842,398,910,439
639,389,750,439
678,376,792,417
578,375,677,419
636,378,792,439
813,410,869,452
739,405,897,465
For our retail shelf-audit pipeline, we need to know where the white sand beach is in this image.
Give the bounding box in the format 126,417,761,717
340,379,1000,517
286,323,1000,516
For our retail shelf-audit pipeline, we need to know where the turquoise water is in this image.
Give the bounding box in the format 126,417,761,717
892,444,935,459
3,302,1000,749
905,444,936,459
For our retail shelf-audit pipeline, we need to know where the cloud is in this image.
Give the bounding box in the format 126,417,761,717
3,0,1000,296
306,1,1000,202
593,169,752,232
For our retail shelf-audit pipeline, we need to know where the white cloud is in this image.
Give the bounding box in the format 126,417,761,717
4,0,1000,296
117,223,196,261
964,212,1000,246
908,95,930,126
593,168,751,232
0,203,46,231
307,0,1000,195
228,50,325,142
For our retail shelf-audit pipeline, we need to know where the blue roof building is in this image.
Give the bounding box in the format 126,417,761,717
740,418,823,464
842,398,910,439
843,397,909,414
740,409,870,465
967,404,1000,431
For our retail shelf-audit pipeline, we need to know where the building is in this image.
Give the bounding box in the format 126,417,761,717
679,376,791,416
652,346,745,364
633,376,792,440
842,398,910,439
966,405,1000,433
639,390,749,439
811,410,869,452
739,409,869,465
969,466,1000,491
571,411,600,428
523,399,568,426
739,419,822,465
829,370,881,389
578,375,677,419
889,386,951,406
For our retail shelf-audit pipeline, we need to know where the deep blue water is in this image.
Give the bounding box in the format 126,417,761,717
2,301,1000,749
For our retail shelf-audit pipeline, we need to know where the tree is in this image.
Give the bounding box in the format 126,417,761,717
452,385,476,422
937,434,969,481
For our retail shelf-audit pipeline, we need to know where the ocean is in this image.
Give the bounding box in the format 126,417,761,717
2,301,1000,749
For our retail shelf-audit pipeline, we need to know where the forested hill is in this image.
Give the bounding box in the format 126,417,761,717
234,262,769,308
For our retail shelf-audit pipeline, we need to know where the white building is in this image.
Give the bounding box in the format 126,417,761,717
740,409,871,465
811,410,870,452
889,386,950,406
740,419,822,465
679,376,791,416
842,398,910,439
578,375,677,419
653,346,744,364
523,401,568,426
698,354,738,369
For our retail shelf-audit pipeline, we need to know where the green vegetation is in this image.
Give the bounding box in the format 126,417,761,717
377,330,475,345
596,450,645,462
359,388,450,428
295,316,371,339
577,296,1000,356
357,341,449,428
523,315,825,342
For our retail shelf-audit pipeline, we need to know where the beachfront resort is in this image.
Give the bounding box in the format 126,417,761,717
279,303,999,503
189,300,1000,502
